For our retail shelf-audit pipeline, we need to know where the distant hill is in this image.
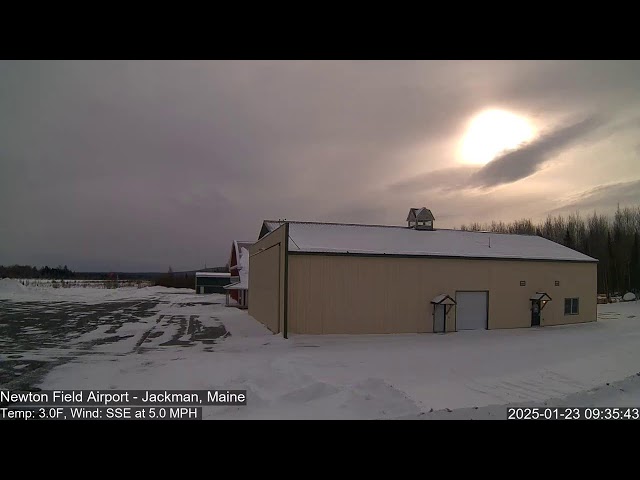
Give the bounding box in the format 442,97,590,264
74,272,162,280
190,266,229,273
75,266,228,280
0,264,230,281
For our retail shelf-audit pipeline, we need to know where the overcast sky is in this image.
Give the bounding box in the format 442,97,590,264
2,60,639,271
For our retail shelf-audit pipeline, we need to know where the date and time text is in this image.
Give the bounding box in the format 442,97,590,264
507,407,640,420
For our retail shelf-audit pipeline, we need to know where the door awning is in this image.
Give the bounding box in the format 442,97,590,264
431,294,456,305
224,280,248,290
530,292,552,302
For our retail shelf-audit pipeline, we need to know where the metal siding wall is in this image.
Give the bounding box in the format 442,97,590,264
288,255,597,334
248,226,287,334
252,246,280,332
487,260,597,329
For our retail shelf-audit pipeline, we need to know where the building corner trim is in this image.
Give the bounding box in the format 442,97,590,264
283,221,289,339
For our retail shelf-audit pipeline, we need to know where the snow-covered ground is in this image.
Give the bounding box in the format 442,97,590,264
2,278,640,419
0,278,178,304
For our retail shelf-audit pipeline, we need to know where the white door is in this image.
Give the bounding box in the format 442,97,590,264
455,291,488,330
434,304,445,333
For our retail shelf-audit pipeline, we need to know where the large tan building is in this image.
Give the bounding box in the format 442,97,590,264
248,209,598,337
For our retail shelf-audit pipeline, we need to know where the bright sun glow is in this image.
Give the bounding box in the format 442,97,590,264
459,109,536,165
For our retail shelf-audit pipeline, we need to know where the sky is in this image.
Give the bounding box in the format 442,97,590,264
1,60,640,272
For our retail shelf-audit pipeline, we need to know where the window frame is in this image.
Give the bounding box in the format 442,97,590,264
564,297,579,315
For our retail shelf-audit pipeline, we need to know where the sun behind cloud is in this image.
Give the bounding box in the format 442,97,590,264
459,109,536,165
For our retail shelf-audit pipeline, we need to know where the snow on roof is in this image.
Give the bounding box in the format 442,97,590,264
224,280,248,290
227,243,251,289
407,207,435,222
530,292,552,301
431,294,456,305
234,240,254,256
275,221,597,262
263,220,398,234
195,272,231,278
263,221,283,233
231,240,254,268
238,247,250,283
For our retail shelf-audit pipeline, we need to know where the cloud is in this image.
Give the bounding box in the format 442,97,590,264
468,115,604,188
385,114,640,197
2,61,640,270
387,166,481,193
549,179,640,215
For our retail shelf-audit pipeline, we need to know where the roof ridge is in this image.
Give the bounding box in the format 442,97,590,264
262,220,597,262
266,220,543,237
265,219,407,229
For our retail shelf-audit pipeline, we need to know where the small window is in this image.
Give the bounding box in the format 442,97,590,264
520,281,526,286
555,281,560,286
564,298,579,315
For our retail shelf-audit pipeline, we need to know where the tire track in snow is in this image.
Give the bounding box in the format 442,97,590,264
134,315,166,351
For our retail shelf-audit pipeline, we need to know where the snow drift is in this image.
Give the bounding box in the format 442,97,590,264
0,278,28,293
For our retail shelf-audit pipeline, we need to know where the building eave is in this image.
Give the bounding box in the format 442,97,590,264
287,250,598,263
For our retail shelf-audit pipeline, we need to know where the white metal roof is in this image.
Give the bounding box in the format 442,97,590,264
265,221,597,263
195,272,231,278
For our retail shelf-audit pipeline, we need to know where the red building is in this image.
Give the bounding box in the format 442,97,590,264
224,240,253,308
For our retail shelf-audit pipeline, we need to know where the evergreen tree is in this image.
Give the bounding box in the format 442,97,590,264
631,232,640,292
607,231,616,294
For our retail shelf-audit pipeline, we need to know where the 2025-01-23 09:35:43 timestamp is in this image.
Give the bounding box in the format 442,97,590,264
507,407,640,420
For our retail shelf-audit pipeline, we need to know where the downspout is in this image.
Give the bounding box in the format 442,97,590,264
283,221,289,339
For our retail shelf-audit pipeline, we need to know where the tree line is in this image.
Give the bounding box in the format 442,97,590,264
153,265,229,289
154,267,195,289
0,264,74,279
1,264,229,286
460,205,640,296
